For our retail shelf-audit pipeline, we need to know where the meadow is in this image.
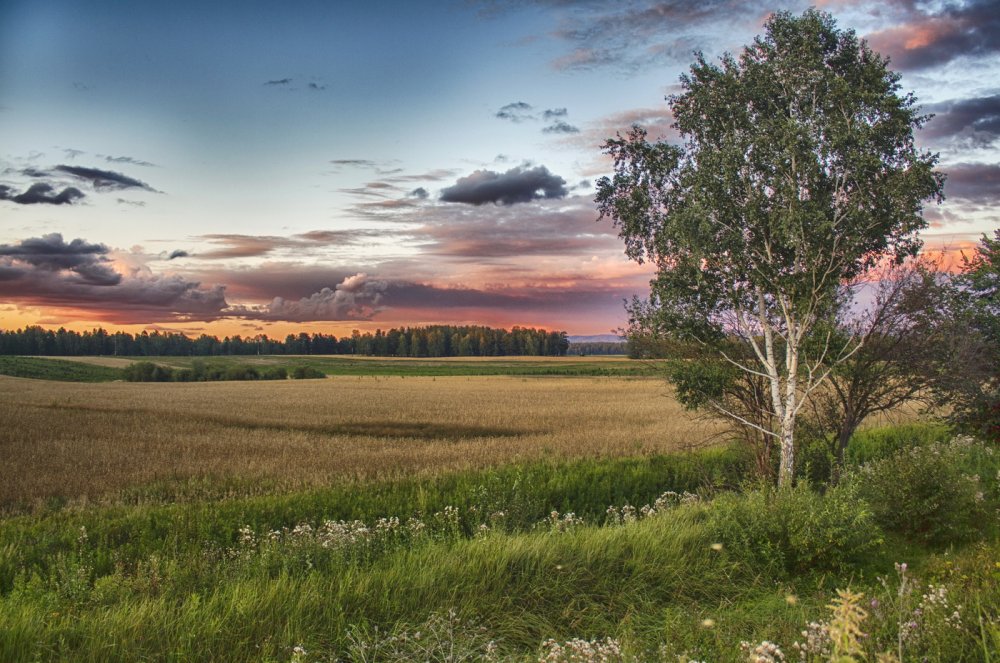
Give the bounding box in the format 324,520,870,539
0,358,997,661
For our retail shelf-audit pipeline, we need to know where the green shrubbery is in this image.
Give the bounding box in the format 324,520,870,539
123,360,302,382
290,365,326,379
705,481,882,574
849,436,997,545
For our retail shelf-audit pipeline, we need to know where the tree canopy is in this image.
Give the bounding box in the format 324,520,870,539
596,9,944,485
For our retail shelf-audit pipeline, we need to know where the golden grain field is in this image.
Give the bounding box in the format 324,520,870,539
0,374,725,508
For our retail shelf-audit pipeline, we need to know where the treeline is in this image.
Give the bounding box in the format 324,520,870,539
566,342,628,356
123,361,325,382
0,325,570,357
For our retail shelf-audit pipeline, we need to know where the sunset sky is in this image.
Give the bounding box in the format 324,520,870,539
1,0,998,338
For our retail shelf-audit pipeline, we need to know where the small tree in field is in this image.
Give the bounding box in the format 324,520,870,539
596,9,943,486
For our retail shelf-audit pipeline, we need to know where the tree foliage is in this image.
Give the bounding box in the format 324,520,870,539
0,324,569,358
596,9,943,485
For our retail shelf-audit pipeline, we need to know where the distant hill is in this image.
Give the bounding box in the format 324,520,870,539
568,334,623,343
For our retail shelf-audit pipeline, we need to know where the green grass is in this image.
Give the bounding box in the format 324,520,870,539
1,423,996,661
0,356,122,382
122,355,663,378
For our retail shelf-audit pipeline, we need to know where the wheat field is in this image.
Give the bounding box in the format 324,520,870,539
0,374,724,508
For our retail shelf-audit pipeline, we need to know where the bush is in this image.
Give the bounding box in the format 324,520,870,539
705,482,882,575
291,366,326,379
123,361,173,382
848,436,994,545
260,366,288,380
223,365,259,381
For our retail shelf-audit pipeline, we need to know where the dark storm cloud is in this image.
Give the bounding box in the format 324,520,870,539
168,250,189,260
496,101,534,122
542,120,581,134
866,0,1000,71
104,155,156,167
922,95,1000,147
264,78,293,86
54,165,157,192
0,182,85,205
942,163,1000,205
440,165,568,205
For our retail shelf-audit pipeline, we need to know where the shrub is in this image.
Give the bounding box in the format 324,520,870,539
291,366,326,379
223,365,259,381
122,361,173,382
848,436,994,545
260,366,288,380
705,482,883,575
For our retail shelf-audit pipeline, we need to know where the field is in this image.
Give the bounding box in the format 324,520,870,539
21,354,662,378
0,370,722,509
0,358,997,661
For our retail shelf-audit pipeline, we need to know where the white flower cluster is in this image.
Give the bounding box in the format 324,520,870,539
538,637,625,662
542,511,585,533
740,640,786,662
237,514,428,555
605,491,700,525
792,621,831,661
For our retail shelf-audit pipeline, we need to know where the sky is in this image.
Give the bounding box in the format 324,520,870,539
1,0,998,338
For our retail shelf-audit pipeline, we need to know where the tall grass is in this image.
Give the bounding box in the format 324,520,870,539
1,428,996,661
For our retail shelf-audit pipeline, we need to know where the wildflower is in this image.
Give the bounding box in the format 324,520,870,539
741,640,786,662
710,543,724,551
701,618,716,628
785,594,798,606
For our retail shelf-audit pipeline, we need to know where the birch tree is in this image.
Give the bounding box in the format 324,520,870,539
595,9,943,486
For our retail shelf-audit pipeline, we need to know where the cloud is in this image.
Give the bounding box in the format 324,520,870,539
196,230,382,259
63,148,85,160
409,195,620,258
54,165,157,192
167,250,189,260
440,165,568,205
543,107,568,120
543,120,581,134
0,182,85,205
238,273,387,322
539,0,758,71
104,155,156,167
308,82,326,91
922,94,1000,147
330,159,378,168
942,162,1000,205
496,101,534,122
409,187,429,199
865,0,1000,71
0,233,118,284
0,233,229,322
264,78,293,86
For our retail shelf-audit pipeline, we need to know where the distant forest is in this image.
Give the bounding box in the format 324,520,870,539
0,325,571,357
565,342,628,356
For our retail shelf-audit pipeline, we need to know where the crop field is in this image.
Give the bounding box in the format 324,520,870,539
24,354,662,378
0,369,722,510
0,360,996,662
